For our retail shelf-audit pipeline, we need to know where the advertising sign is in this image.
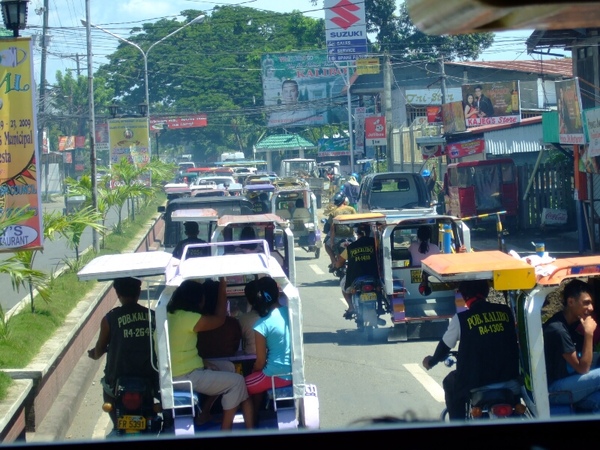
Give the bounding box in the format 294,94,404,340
442,101,467,134
446,138,485,159
0,38,43,252
318,136,350,156
556,78,585,145
356,58,380,75
261,51,348,128
149,114,207,131
365,116,386,146
406,88,463,105
109,118,151,186
95,122,109,152
427,106,442,124
461,81,521,127
325,0,368,62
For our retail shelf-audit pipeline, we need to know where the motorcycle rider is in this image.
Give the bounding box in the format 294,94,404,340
334,223,381,321
422,279,520,420
88,277,159,430
324,192,356,273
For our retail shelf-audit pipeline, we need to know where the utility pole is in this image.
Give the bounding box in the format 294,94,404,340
39,0,49,200
85,0,99,253
383,54,393,170
439,56,447,105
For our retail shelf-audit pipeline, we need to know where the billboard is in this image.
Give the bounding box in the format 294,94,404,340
442,101,467,134
365,116,386,146
325,0,368,62
149,114,207,131
0,38,43,252
262,51,348,128
108,118,151,186
461,81,521,127
556,78,584,145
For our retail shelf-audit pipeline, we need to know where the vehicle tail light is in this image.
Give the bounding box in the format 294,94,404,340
122,392,143,410
470,406,483,418
490,404,513,417
362,284,374,292
514,403,527,415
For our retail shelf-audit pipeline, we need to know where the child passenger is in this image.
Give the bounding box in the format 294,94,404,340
244,276,292,420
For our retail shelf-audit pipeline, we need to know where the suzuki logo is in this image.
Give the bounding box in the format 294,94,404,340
330,0,360,30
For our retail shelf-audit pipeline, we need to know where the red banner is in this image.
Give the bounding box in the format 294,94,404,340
446,139,485,159
149,114,207,131
427,106,442,123
58,135,86,151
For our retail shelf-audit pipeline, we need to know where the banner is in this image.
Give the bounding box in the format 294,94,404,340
556,78,585,145
446,139,485,159
0,38,43,252
95,122,109,152
427,106,442,124
365,116,386,146
461,81,521,127
58,135,86,151
261,51,348,128
442,101,466,134
149,114,207,131
354,107,366,154
108,118,151,186
318,136,350,156
325,0,368,62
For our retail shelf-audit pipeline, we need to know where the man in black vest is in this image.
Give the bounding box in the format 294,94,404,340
334,223,379,320
88,277,159,429
172,221,208,259
422,279,520,420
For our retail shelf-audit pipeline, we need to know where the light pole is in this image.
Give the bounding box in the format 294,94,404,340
81,13,205,157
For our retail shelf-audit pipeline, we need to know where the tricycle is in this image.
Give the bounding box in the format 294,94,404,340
271,178,322,259
77,240,319,434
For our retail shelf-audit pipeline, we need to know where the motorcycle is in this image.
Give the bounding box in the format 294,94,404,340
106,376,163,436
351,276,386,341
440,351,529,421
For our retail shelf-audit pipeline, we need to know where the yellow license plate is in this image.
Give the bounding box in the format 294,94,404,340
117,415,146,430
359,292,377,302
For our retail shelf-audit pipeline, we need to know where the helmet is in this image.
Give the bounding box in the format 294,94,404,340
333,192,346,206
422,169,431,177
351,172,359,180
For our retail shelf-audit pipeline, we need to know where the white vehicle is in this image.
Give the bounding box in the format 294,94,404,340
77,242,319,434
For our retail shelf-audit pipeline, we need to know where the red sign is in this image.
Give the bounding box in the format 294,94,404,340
149,114,207,131
365,116,386,146
427,106,442,123
447,139,485,159
58,135,86,151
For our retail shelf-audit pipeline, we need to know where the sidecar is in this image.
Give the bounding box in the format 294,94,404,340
421,250,600,419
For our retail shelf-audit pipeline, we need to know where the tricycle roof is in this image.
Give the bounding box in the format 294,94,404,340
535,255,600,286
217,213,287,227
243,183,275,192
170,208,219,222
422,251,537,291
332,212,387,225
77,251,173,282
382,214,462,226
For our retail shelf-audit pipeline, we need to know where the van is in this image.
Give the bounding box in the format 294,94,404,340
357,172,433,214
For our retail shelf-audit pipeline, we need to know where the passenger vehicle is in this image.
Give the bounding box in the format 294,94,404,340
243,183,276,213
333,211,472,341
356,172,435,215
211,213,296,285
158,196,254,249
77,242,319,434
271,178,321,258
169,208,219,245
164,183,191,201
443,158,518,229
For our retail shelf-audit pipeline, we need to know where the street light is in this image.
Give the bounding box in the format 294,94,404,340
1,0,28,37
81,14,205,158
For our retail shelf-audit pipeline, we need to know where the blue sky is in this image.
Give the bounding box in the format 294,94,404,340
20,0,565,85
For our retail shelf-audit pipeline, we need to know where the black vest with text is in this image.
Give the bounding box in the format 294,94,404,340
344,236,379,290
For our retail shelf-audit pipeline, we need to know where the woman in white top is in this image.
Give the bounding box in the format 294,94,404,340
408,225,440,266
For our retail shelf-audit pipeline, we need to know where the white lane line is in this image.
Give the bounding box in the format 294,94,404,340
92,412,111,439
310,264,325,274
403,363,445,403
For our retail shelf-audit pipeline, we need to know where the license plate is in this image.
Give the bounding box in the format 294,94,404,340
117,415,146,430
359,292,377,302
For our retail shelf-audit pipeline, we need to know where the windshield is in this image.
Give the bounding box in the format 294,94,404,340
8,1,594,448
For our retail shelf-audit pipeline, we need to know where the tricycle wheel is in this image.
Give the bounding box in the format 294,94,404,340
366,326,374,341
314,248,320,259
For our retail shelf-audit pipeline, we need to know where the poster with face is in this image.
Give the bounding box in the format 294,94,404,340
556,78,585,145
461,81,521,128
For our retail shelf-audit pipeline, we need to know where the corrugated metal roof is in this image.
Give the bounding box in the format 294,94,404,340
448,59,572,78
254,134,315,151
479,119,543,156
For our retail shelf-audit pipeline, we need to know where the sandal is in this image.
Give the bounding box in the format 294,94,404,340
343,310,355,320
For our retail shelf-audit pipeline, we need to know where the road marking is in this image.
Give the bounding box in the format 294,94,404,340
92,412,111,439
310,264,324,274
403,363,445,403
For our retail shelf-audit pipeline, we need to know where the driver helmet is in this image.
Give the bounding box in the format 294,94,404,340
333,192,346,206
422,169,431,178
